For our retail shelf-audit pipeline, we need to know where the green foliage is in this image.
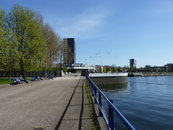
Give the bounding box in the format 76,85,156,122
0,9,8,70
63,67,68,72
7,5,48,77
103,66,111,72
0,5,62,77
84,80,99,130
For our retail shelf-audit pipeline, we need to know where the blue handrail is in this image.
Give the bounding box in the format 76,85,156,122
86,76,136,130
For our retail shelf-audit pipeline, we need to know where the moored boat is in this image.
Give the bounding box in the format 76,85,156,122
89,73,128,87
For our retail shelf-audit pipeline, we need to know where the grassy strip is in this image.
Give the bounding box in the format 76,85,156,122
0,79,11,85
84,79,100,130
0,77,32,85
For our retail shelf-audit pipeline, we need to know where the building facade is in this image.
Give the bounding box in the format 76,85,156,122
145,65,166,72
165,63,173,72
129,59,136,68
63,38,76,66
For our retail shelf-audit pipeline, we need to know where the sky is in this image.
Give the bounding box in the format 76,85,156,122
1,0,173,67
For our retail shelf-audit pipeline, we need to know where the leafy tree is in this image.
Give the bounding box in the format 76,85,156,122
7,5,47,78
0,9,9,70
0,9,19,72
103,66,111,72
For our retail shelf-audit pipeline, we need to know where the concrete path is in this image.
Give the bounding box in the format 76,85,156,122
56,77,92,130
0,76,92,130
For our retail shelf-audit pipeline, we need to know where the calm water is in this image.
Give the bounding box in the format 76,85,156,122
101,76,173,130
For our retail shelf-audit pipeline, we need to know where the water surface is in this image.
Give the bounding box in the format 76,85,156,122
101,76,173,130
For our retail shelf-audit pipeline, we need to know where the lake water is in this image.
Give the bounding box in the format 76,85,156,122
100,76,173,130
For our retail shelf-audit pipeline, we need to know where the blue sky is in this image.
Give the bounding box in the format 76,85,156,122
1,0,173,67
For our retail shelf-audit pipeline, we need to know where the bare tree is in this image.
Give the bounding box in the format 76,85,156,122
42,24,60,68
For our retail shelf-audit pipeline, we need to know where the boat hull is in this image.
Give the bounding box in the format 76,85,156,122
89,73,128,87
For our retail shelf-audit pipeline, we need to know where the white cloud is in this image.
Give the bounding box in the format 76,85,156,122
56,7,112,39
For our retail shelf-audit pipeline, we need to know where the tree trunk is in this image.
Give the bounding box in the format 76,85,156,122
20,61,25,79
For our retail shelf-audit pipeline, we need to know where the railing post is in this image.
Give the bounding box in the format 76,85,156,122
108,99,114,130
91,86,94,96
94,87,97,103
99,92,102,116
90,87,93,96
88,79,94,96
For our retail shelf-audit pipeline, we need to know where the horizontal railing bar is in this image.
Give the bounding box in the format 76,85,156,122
87,76,136,130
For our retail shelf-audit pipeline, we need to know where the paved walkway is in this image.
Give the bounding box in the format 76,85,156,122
56,77,92,130
0,76,92,130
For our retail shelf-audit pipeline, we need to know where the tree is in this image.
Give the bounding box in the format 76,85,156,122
103,66,111,72
58,40,65,70
42,24,60,68
7,5,47,78
0,9,9,70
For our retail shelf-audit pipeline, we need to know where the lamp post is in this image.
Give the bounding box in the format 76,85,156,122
95,52,110,73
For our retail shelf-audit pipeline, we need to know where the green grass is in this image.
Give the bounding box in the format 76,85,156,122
0,77,32,85
0,79,12,85
26,77,32,80
85,80,99,130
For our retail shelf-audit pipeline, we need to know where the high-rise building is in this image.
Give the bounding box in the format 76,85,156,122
129,59,136,68
63,38,76,66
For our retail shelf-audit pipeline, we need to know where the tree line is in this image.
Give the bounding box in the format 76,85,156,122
0,5,63,78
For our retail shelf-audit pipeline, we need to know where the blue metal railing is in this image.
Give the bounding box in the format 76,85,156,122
86,76,136,130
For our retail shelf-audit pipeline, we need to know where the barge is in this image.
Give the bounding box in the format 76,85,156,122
89,73,128,87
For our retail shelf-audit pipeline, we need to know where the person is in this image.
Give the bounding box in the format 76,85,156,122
10,78,21,85
19,76,29,84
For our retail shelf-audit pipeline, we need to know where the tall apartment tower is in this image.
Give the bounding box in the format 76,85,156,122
63,38,76,66
130,59,136,68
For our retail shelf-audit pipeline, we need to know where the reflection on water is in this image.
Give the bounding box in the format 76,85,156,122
98,82,128,92
98,82,129,129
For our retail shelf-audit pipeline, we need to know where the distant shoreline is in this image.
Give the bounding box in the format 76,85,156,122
142,72,173,77
128,72,173,77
